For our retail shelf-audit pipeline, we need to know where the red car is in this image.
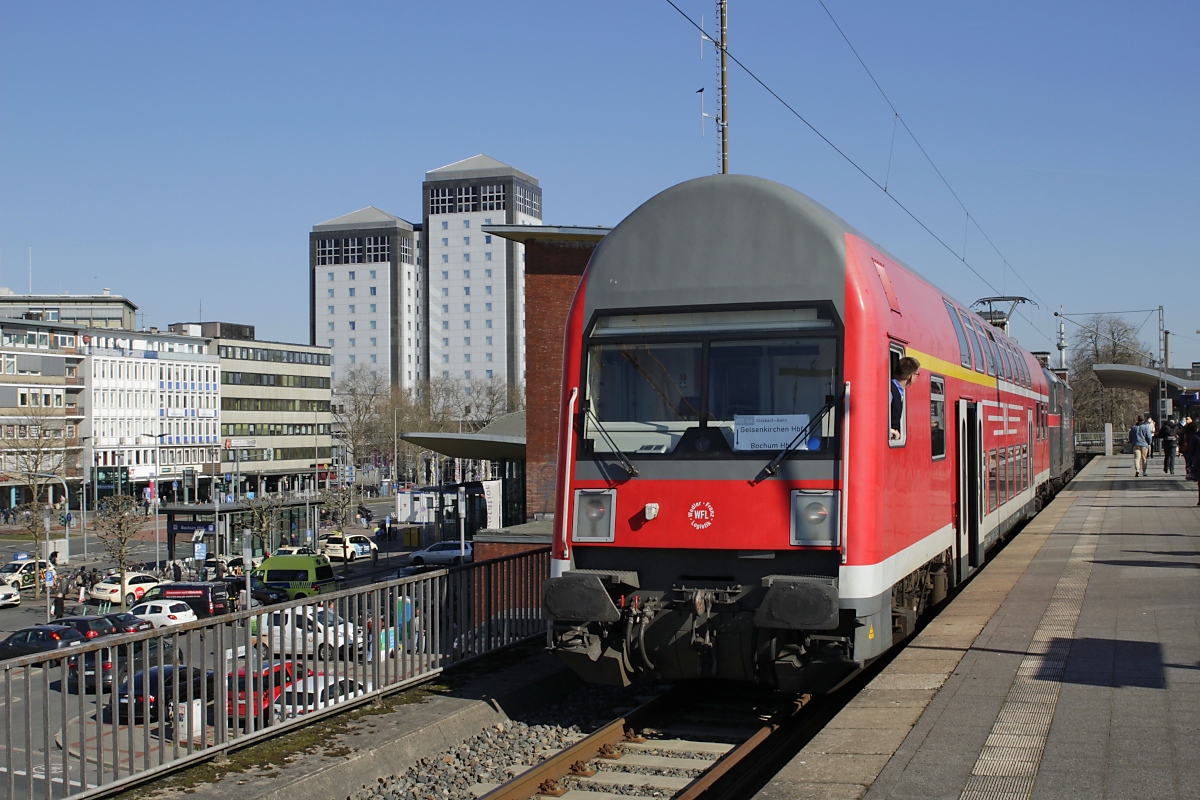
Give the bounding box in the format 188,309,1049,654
227,661,307,726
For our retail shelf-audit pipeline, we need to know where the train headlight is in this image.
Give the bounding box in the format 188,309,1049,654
791,490,838,547
573,489,617,542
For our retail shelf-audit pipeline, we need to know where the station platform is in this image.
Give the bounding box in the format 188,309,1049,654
757,454,1200,800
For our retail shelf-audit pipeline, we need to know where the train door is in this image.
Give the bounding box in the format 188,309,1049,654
956,400,983,581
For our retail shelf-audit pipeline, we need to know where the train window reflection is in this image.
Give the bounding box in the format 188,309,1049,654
584,336,838,457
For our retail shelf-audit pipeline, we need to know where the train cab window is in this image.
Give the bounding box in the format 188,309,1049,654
944,300,972,369
930,376,946,460
583,310,840,460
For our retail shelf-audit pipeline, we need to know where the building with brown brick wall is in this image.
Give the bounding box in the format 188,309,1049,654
481,226,607,521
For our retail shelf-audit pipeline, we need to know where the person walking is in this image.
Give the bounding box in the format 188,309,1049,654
1129,416,1153,476
1158,415,1181,474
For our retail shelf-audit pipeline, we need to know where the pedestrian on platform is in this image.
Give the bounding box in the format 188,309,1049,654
172,561,183,582
1129,416,1152,476
1187,422,1200,503
1158,415,1181,474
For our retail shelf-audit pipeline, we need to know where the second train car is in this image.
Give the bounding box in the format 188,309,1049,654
542,174,1074,691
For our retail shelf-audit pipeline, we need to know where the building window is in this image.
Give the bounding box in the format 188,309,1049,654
442,337,449,346
349,321,356,330
327,322,335,331
486,370,493,378
464,370,471,379
431,188,454,215
485,285,492,294
441,270,449,279
366,237,390,263
485,252,492,261
464,337,471,346
442,320,449,330
399,237,412,264
456,186,479,212
441,220,449,230
441,254,449,263
327,306,334,315
486,353,493,362
327,289,334,298
442,238,449,246
369,269,376,279
369,287,377,296
484,235,493,244
485,336,492,345
348,288,355,297
349,338,356,347
463,253,470,262
318,240,340,265
348,305,355,314
463,237,470,246
348,270,356,280
485,319,492,328
328,339,335,347
463,220,470,229
369,320,377,330
481,185,505,211
443,354,450,363
349,355,356,363
327,271,334,281
485,302,493,311
442,304,449,313
464,287,471,296
464,320,471,329
370,337,377,347
463,269,470,279
463,304,471,312
369,303,376,312
343,239,362,264
442,288,449,297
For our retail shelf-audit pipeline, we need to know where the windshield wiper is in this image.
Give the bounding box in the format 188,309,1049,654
761,395,837,477
585,407,639,477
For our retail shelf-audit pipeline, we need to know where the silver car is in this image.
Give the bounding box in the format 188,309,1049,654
407,541,473,566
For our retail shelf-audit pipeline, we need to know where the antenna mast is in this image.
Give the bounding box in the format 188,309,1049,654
700,0,730,173
718,0,729,173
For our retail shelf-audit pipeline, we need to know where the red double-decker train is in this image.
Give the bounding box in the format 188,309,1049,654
542,175,1074,691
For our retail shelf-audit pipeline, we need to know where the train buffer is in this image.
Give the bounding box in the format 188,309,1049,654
755,452,1200,800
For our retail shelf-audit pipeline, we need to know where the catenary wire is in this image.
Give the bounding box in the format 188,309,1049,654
660,0,1054,348
815,0,1049,311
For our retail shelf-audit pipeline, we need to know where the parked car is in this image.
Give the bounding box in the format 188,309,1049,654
227,660,304,725
0,583,20,608
118,665,214,722
274,673,371,719
55,615,119,640
407,541,473,566
102,611,154,634
0,625,86,660
251,605,362,660
319,533,377,563
273,546,317,556
67,638,176,692
0,558,50,591
389,565,440,580
130,600,199,628
218,576,288,608
89,572,163,606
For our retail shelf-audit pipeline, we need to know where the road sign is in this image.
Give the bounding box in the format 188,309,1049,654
231,438,256,448
44,568,56,587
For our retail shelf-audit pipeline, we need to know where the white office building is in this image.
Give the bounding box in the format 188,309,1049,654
423,155,541,394
81,328,221,502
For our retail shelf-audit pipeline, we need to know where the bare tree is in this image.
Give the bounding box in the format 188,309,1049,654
1,405,70,599
94,494,142,607
1068,313,1154,433
243,493,287,555
333,365,388,469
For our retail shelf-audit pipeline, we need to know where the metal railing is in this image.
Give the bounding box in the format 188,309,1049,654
1,547,549,800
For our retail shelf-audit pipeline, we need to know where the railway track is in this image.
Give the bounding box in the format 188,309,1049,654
476,685,815,800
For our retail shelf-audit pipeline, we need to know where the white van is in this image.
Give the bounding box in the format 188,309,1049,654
251,606,362,660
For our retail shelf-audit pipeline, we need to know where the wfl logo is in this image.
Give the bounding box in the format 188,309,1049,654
687,501,715,530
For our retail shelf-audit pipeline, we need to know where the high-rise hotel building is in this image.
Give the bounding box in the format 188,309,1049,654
308,207,422,389
308,155,540,398
422,155,541,393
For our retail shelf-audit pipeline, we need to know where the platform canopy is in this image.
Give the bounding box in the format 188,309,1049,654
400,409,525,460
1092,363,1198,392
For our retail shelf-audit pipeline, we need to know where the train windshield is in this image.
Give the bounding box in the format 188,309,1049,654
584,320,839,458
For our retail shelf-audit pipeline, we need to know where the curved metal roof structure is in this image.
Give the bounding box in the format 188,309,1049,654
1092,363,1198,392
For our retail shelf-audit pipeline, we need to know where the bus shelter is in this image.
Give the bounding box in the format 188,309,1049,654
162,498,323,563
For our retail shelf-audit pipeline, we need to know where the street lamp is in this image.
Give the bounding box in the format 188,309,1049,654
137,433,164,568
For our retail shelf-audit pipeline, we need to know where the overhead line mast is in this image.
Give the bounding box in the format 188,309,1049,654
718,0,728,174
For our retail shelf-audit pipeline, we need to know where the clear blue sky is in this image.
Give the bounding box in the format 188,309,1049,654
3,1,1198,366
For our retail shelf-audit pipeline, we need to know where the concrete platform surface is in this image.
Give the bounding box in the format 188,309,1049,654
757,454,1200,800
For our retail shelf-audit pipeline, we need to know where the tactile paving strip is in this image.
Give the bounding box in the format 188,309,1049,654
959,504,1103,800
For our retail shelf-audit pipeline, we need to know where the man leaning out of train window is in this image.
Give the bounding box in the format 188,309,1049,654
890,356,921,441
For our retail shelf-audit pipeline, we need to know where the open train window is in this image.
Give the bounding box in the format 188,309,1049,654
889,343,910,448
944,300,972,370
930,376,946,460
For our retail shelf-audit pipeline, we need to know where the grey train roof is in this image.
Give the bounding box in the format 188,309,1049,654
582,175,860,325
